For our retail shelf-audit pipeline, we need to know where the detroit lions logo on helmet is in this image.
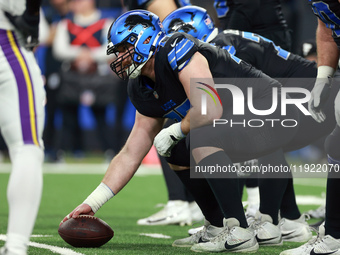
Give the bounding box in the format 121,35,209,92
167,18,197,34
124,14,156,31
166,12,197,34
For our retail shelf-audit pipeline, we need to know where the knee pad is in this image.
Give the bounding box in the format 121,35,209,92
165,138,191,166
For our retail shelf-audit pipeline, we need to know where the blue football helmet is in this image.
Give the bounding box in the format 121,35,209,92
162,6,218,43
107,10,165,80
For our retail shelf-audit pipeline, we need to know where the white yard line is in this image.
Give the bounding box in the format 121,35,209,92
28,241,85,255
31,235,53,237
0,235,85,255
293,178,327,187
296,195,325,205
243,195,325,207
139,233,171,239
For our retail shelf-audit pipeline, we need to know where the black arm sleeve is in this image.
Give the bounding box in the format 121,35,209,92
26,0,42,15
227,0,260,31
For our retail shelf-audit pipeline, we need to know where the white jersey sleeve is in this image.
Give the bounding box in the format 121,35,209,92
0,0,26,30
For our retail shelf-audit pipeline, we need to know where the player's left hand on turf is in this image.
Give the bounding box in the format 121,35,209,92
60,204,94,226
154,122,186,157
5,10,40,51
308,77,332,123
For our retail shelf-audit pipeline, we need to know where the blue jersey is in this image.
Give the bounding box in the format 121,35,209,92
309,0,340,49
215,0,288,31
128,32,279,122
215,0,291,50
212,29,317,82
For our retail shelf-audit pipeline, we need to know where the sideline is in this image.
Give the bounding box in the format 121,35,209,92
0,163,328,182
0,163,162,175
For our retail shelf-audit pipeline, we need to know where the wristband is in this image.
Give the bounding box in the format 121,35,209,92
174,122,186,138
83,183,114,213
317,66,335,79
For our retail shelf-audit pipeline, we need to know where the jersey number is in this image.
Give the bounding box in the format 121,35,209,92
163,99,191,122
222,45,241,64
242,32,290,60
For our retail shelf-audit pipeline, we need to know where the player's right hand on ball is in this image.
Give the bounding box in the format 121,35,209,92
60,204,94,226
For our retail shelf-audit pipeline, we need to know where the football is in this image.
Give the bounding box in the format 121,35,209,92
58,215,114,247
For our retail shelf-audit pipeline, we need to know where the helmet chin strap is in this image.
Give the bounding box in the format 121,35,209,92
128,58,149,79
206,28,218,43
129,31,163,79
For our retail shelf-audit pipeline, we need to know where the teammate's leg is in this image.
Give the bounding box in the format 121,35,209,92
196,151,247,227
324,124,340,238
166,140,225,227
279,109,340,255
280,178,301,220
136,155,195,226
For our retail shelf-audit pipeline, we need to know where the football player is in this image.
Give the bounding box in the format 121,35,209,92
214,0,292,51
0,0,45,254
61,10,304,253
124,0,203,227
281,0,340,254
162,5,340,245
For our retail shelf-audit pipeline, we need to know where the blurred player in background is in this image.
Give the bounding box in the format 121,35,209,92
300,39,317,63
0,0,45,254
214,0,292,51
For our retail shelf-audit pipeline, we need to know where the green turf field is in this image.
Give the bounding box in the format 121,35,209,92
0,163,326,255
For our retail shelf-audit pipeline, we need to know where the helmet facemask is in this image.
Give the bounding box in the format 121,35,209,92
109,40,142,80
108,30,163,80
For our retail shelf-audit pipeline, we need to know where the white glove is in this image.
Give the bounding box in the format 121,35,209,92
308,77,332,123
335,91,340,126
154,122,186,157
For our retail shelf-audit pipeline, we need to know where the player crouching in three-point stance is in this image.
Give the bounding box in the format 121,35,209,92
61,10,301,253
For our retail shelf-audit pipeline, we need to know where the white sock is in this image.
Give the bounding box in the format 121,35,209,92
6,145,43,254
246,187,260,207
5,233,29,255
